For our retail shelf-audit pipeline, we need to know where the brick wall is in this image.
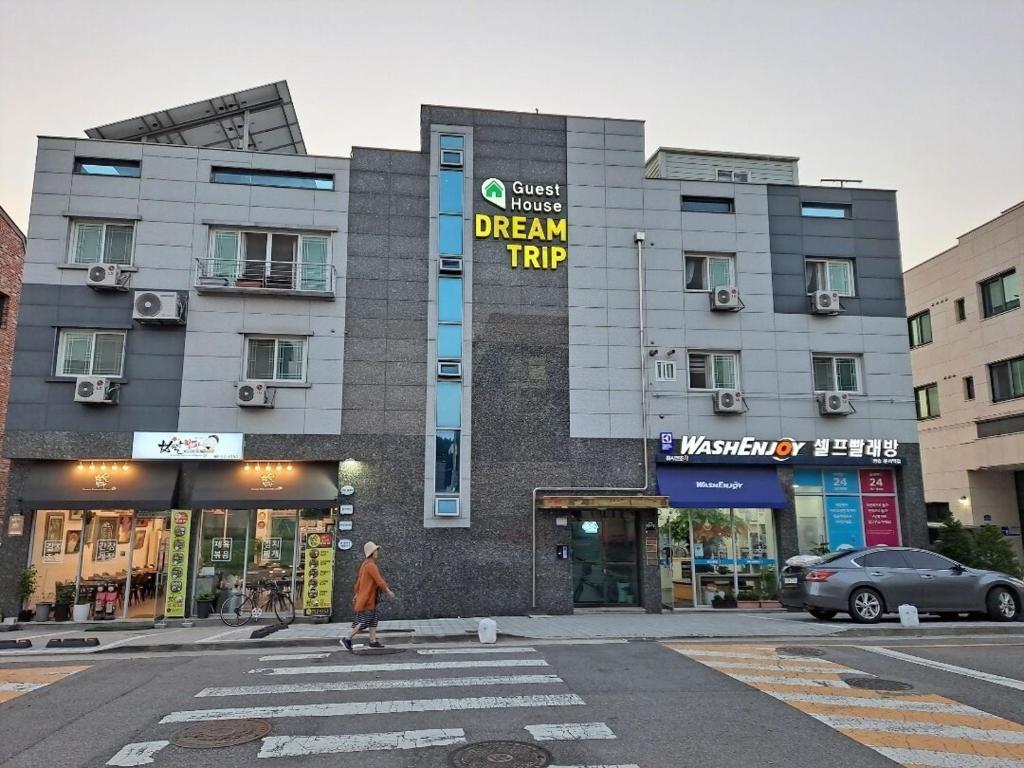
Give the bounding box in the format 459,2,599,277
0,207,26,522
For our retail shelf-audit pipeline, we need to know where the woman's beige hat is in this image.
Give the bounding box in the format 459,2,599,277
363,541,381,558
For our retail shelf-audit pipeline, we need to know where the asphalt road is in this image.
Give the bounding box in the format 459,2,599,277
0,635,1021,768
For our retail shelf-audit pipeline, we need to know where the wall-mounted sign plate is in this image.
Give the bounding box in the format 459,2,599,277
337,538,353,551
338,504,354,516
337,519,353,531
340,485,355,497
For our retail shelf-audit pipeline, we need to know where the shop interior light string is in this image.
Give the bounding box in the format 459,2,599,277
76,461,130,471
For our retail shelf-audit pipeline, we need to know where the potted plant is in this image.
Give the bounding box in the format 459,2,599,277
16,566,37,622
755,568,781,608
712,590,737,609
736,589,761,609
53,583,76,622
195,593,217,619
72,590,92,623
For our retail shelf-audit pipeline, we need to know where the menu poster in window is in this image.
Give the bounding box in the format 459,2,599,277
824,470,860,495
859,469,895,495
43,540,63,563
863,495,901,546
95,539,117,561
164,510,192,619
302,532,334,617
262,537,283,561
211,537,233,562
825,496,865,550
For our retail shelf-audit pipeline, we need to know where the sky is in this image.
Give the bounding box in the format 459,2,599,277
1,0,1021,268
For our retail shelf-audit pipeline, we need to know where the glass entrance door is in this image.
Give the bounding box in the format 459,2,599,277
570,510,639,606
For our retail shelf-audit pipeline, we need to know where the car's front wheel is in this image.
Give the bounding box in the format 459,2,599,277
808,608,837,621
849,587,884,624
986,587,1020,621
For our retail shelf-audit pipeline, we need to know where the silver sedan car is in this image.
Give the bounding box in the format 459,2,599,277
779,547,1024,623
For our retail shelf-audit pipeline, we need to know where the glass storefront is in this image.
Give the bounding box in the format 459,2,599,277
570,510,639,606
794,468,901,554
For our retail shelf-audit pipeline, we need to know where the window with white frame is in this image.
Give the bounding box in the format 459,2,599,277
688,352,738,390
812,355,861,392
685,253,735,291
244,337,307,382
655,359,677,382
716,169,750,183
208,229,331,291
805,258,855,296
69,221,135,265
56,329,126,377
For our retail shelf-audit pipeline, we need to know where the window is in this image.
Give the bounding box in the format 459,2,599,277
435,431,460,493
964,376,975,401
990,355,1024,402
858,551,910,568
655,360,676,382
685,253,735,291
211,167,334,191
716,169,750,183
688,352,738,390
954,298,966,322
980,270,1020,318
436,381,462,428
439,215,463,255
903,550,957,570
806,258,855,296
56,329,126,377
801,202,852,218
207,230,331,291
438,277,463,323
245,337,307,382
439,135,464,150
0,293,8,328
439,170,463,215
812,355,860,392
70,221,134,265
915,384,940,420
681,196,734,214
908,311,933,348
439,134,465,168
74,157,141,178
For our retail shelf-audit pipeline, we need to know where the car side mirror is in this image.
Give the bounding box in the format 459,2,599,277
951,563,966,573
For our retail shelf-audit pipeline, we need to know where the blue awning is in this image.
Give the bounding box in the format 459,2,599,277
656,465,788,509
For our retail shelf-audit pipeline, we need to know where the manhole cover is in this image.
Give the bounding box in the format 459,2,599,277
353,647,405,656
845,677,912,691
449,741,551,768
778,646,827,657
171,719,272,749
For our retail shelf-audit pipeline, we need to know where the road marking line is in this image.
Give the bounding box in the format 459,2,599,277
257,653,331,661
160,693,585,724
860,646,1024,692
101,635,155,651
197,674,564,697
250,659,549,676
873,747,1024,768
666,648,781,660
548,765,640,768
106,741,169,766
257,729,465,758
0,682,46,692
526,722,616,741
783,697,1006,719
416,647,536,655
196,627,252,643
814,715,1024,743
848,730,1024,759
730,673,851,687
754,683,948,700
0,665,89,703
699,661,847,672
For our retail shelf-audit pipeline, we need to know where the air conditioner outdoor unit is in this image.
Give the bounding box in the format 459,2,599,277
132,291,185,324
236,381,273,407
810,290,842,314
710,285,741,311
86,263,125,290
713,389,745,414
74,376,116,404
819,391,855,415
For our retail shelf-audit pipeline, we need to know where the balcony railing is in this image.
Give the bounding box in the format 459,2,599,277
194,257,335,297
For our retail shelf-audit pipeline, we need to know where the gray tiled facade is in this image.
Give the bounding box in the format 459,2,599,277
1,97,927,622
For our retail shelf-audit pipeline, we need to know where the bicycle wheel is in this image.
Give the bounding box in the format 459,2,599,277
220,594,255,627
272,592,295,625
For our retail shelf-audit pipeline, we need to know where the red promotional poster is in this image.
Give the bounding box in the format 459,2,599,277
863,495,901,546
859,469,895,495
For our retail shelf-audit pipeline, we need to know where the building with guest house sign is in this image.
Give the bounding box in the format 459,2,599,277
0,82,924,621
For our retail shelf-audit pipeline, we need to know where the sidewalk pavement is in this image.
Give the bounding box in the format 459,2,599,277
2,610,1021,657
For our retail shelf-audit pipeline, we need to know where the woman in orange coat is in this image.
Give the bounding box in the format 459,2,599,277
341,541,395,651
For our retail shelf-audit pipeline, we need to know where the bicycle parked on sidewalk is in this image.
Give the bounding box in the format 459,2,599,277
219,578,296,627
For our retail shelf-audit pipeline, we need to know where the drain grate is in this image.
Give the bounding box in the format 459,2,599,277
449,740,551,768
171,719,272,749
777,646,827,657
845,677,912,692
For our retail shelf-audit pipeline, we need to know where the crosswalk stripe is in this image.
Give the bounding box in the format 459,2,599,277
791,701,1024,729
860,646,1024,692
106,741,169,766
251,659,549,676
813,716,1024,744
526,722,616,741
257,729,466,758
697,661,847,672
0,682,46,692
766,691,983,713
754,683,951,701
666,648,781,660
416,647,536,655
258,653,331,661
548,765,640,768
729,673,850,687
160,693,586,724
841,731,1024,759
197,674,564,697
873,748,1024,768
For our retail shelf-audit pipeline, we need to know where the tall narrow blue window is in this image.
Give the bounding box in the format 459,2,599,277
435,430,460,493
439,170,463,214
438,277,463,323
436,381,462,428
437,324,462,359
440,135,464,150
439,215,463,255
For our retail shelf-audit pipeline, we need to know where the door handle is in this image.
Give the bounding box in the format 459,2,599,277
869,571,885,577
921,574,935,579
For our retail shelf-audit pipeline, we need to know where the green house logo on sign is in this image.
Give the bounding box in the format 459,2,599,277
481,177,506,210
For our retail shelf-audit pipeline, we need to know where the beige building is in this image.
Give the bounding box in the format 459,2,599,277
904,201,1024,557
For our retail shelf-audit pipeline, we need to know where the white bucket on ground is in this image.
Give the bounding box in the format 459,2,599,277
898,604,919,627
478,618,497,644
